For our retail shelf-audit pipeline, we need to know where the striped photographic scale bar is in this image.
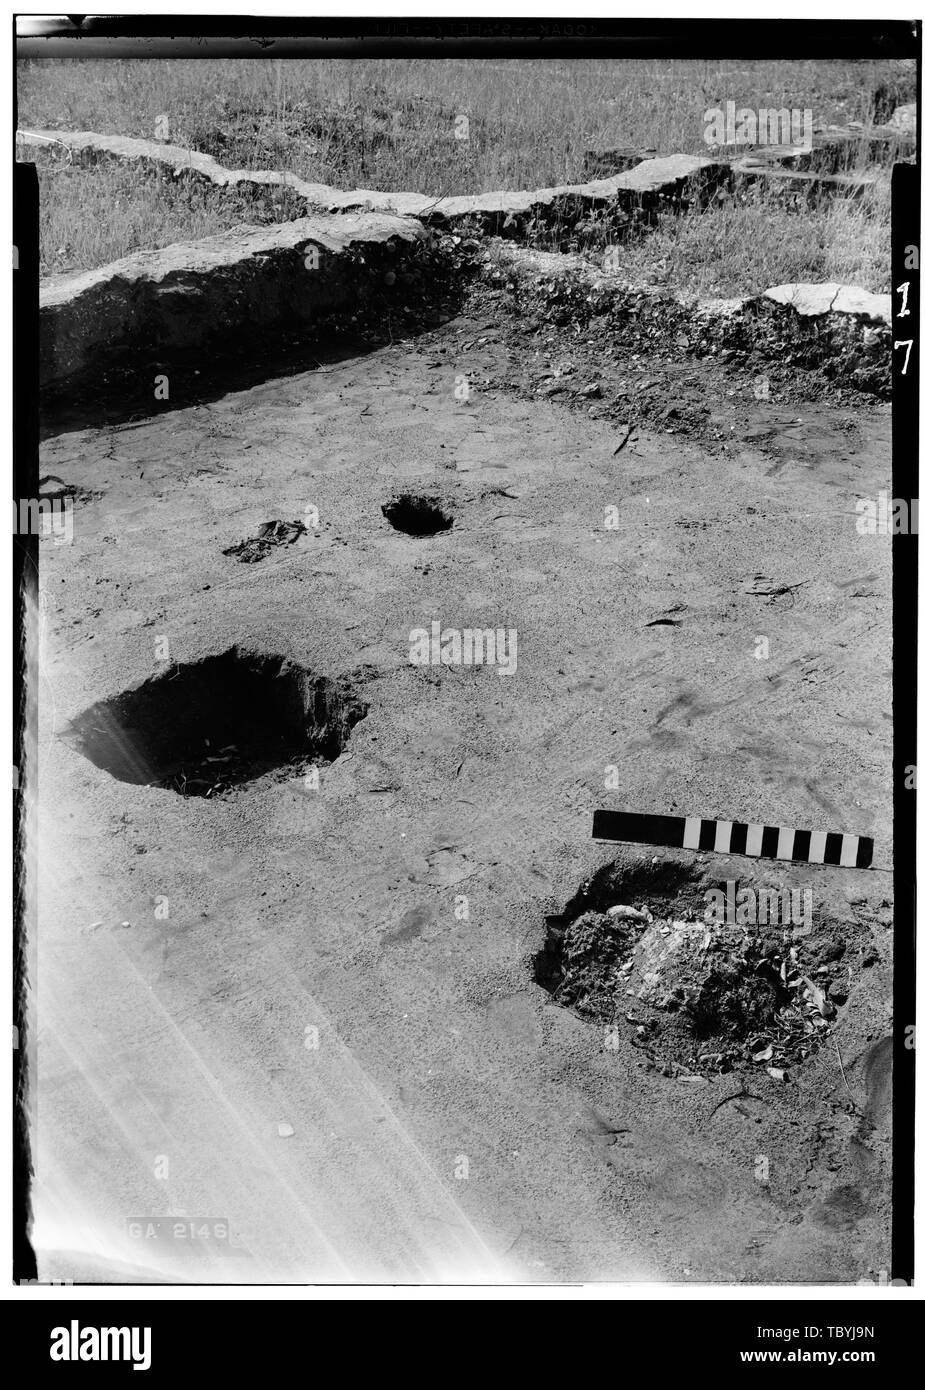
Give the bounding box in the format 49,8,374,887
592,810,874,869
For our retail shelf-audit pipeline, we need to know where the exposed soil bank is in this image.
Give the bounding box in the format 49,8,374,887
38,211,454,392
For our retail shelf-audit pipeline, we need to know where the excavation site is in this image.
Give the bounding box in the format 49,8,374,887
17,39,906,1292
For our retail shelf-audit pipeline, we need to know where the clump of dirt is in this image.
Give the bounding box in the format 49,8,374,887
535,861,880,1076
223,519,307,563
65,648,367,797
38,474,103,504
543,907,638,1020
382,494,453,536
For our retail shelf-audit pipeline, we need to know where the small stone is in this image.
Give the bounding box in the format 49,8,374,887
278,1122,294,1138
607,904,651,923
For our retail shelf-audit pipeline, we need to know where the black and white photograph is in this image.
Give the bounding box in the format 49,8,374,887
10,11,918,1318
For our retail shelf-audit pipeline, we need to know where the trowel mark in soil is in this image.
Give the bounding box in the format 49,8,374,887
382,494,454,537
66,647,367,797
223,519,307,563
534,859,878,1076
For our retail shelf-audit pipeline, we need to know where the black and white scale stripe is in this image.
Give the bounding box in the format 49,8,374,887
592,810,874,869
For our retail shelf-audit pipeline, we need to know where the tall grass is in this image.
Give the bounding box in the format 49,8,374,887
18,56,914,192
31,154,310,277
18,57,904,287
619,180,892,297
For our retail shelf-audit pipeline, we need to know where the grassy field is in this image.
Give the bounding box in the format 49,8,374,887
619,181,892,298
18,56,911,288
28,152,311,279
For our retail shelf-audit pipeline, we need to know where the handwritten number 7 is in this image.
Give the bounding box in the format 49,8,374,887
894,340,914,375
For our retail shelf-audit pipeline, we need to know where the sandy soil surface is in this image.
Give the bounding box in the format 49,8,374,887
33,319,892,1284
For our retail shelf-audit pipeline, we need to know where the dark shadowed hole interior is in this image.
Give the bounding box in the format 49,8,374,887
66,648,367,796
685,957,791,1039
382,494,453,537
